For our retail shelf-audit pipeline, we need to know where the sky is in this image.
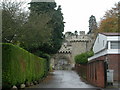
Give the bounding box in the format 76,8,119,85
54,0,119,34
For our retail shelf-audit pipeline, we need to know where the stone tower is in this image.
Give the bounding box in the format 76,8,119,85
51,31,93,70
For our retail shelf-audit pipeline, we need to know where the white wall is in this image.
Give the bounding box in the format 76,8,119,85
93,34,107,54
107,36,120,41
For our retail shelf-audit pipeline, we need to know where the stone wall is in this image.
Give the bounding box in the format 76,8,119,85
70,35,93,66
71,41,88,64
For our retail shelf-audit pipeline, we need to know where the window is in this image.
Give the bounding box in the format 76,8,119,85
111,41,120,49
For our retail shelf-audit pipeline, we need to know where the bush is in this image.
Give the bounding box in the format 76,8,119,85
2,43,49,89
75,51,94,64
87,51,94,58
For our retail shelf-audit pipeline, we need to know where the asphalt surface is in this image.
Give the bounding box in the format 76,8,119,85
28,70,97,88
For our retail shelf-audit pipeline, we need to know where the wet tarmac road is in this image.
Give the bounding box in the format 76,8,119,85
29,70,97,88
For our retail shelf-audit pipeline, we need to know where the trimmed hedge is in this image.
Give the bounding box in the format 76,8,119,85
2,43,48,88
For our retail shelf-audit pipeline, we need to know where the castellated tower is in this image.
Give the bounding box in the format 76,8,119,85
51,31,94,70
66,31,93,66
79,31,85,35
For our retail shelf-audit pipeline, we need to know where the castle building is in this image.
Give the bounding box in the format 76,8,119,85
51,31,94,70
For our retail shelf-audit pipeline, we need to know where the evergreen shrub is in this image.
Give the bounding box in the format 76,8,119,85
75,51,94,64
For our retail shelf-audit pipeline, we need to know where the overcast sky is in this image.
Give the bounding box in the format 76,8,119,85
54,0,119,34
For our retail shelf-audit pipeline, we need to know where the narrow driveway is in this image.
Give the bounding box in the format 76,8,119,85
29,70,97,88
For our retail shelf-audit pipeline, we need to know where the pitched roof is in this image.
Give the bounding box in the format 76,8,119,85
100,33,120,36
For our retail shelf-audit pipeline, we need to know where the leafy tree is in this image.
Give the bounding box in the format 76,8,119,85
48,5,64,54
29,1,56,15
98,17,118,32
2,0,64,55
25,2,64,54
19,12,53,50
20,1,57,50
98,2,119,33
2,0,28,43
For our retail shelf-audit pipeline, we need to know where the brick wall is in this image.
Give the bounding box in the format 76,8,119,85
75,64,87,80
95,54,120,81
87,60,105,88
107,54,120,81
87,54,120,88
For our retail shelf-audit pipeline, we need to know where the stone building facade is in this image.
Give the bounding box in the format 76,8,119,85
51,31,94,70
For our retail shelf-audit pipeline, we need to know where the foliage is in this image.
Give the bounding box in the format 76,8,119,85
87,51,94,58
98,16,118,33
2,43,49,89
19,12,53,50
2,0,28,43
75,53,88,64
97,2,119,33
25,2,64,54
2,1,64,55
49,5,64,54
33,50,50,71
75,51,94,64
29,2,57,14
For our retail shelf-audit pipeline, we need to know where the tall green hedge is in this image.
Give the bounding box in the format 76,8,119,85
2,43,48,88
